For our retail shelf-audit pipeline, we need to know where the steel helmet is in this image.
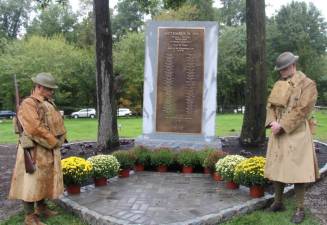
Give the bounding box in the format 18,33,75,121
31,72,58,89
274,52,299,71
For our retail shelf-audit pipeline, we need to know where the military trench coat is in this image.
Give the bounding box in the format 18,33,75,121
264,71,320,183
9,92,66,202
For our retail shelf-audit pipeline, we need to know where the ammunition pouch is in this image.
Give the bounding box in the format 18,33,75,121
19,134,35,149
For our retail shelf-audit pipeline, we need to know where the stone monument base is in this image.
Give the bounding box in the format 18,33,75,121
135,133,222,150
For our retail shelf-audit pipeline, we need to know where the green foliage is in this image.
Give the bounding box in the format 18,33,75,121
112,150,136,169
26,4,78,43
111,0,145,41
132,145,151,166
176,149,199,167
150,148,174,167
203,150,226,171
218,0,246,26
197,148,215,167
0,36,95,110
87,155,120,179
217,25,246,109
0,0,32,39
113,32,144,113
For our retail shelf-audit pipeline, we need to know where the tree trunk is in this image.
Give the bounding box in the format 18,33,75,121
94,0,119,152
240,0,267,147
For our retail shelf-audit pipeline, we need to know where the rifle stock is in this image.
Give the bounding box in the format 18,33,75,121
14,75,36,174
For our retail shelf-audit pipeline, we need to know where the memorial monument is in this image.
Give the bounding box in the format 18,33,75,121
135,21,221,150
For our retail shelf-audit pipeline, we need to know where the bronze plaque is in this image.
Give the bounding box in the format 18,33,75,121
156,27,204,133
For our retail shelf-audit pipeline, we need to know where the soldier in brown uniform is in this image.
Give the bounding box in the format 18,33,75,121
9,73,66,225
264,52,320,224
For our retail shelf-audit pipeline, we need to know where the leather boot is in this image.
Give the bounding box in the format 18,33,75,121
266,202,286,212
24,213,46,225
291,208,305,224
35,204,59,219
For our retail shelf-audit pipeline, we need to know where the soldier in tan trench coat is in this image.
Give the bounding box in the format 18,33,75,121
264,52,319,224
9,73,66,225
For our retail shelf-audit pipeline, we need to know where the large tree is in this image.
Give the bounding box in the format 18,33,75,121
0,0,31,39
240,0,266,147
94,0,119,152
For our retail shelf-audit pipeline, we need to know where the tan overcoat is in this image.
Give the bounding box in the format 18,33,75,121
9,93,66,202
264,71,320,183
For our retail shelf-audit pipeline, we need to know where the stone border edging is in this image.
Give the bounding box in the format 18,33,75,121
57,140,327,225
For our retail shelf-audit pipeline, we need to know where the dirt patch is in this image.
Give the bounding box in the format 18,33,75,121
1,138,326,222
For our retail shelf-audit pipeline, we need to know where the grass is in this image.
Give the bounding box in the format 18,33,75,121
1,112,327,144
221,198,321,225
0,201,87,225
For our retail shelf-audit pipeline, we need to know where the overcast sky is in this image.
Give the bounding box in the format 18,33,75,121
70,0,327,19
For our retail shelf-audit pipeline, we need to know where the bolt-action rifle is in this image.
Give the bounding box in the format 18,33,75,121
14,74,36,174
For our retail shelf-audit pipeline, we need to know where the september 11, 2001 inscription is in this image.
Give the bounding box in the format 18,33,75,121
156,27,204,133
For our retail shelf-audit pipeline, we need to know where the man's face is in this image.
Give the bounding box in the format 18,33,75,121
279,64,296,79
39,85,54,99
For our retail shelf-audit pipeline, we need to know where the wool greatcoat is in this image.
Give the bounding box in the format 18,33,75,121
264,71,320,183
9,92,66,202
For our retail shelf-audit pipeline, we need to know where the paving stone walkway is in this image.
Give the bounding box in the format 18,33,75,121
59,172,273,225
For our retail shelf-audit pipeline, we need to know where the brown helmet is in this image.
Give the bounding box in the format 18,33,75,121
274,52,299,71
31,72,58,89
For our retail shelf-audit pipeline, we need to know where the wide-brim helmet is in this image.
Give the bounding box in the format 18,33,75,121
31,72,58,89
274,52,299,71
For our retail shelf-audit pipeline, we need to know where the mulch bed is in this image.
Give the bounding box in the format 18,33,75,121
1,137,326,222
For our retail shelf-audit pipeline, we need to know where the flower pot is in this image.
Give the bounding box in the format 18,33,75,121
212,172,223,181
249,185,264,198
226,181,239,189
203,167,211,174
94,177,107,186
182,166,193,173
134,164,144,172
119,168,130,178
157,165,168,172
66,184,81,195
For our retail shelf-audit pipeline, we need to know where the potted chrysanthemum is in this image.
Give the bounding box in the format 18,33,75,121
215,155,246,189
61,156,93,194
87,155,120,186
112,150,136,178
132,146,151,172
150,148,174,172
203,150,227,180
234,156,268,197
197,148,215,174
176,149,199,173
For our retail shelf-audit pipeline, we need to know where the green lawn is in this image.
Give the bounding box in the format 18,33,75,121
1,112,327,144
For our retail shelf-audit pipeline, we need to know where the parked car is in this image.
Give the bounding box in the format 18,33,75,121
0,110,16,119
118,108,132,116
71,108,96,119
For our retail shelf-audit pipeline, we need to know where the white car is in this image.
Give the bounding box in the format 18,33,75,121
118,108,132,116
71,108,96,119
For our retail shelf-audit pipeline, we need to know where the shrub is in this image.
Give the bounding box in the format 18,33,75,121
215,155,246,182
234,156,268,186
112,150,136,169
132,146,151,166
176,149,199,167
203,150,227,171
150,148,174,167
87,155,120,179
61,156,93,186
